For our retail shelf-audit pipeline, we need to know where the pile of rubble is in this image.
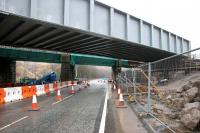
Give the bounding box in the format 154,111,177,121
155,80,200,132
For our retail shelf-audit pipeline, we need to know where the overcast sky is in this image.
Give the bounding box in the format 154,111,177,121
97,0,200,49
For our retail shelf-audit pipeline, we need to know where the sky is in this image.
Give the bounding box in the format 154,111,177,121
97,0,200,49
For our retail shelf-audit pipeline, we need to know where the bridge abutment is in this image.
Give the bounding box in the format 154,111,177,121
60,54,75,81
112,60,122,81
0,58,16,84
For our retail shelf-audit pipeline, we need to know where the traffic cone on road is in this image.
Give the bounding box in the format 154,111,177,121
30,95,39,111
116,92,126,108
113,84,116,91
117,88,121,98
56,89,62,101
70,86,76,94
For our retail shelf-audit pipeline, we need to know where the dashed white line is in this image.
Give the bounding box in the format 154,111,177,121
99,86,109,133
0,116,29,131
52,94,74,105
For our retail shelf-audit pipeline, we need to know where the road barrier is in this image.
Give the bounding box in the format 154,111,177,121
0,88,5,104
66,81,72,86
0,81,78,105
44,84,50,96
36,85,45,96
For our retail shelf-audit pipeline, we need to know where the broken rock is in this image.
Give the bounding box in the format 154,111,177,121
177,87,183,93
192,80,200,89
172,98,185,109
185,87,198,102
181,108,200,130
182,84,191,91
183,102,200,112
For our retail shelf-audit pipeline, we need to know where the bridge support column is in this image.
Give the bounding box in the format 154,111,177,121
0,58,16,84
112,60,122,81
60,54,75,81
112,66,118,81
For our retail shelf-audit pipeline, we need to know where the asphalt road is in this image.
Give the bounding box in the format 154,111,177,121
0,80,107,133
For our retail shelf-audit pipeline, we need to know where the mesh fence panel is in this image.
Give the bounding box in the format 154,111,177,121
117,48,200,133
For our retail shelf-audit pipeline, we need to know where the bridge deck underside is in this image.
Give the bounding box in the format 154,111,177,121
0,12,174,62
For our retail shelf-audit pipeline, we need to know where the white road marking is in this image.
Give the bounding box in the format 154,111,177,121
52,94,74,105
0,116,29,131
99,86,109,133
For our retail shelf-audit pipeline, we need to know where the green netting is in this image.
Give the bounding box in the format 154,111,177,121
120,59,129,67
0,47,129,67
70,53,129,67
0,47,61,63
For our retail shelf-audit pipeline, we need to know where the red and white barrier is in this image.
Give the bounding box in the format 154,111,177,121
13,87,23,101
36,85,45,96
0,80,78,105
49,83,54,92
4,87,14,102
66,81,71,87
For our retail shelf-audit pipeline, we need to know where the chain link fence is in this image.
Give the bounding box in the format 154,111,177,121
117,47,200,133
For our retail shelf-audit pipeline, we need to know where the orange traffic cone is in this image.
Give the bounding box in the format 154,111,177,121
30,95,39,111
56,89,62,101
116,92,126,108
113,84,116,91
70,86,76,94
117,88,121,98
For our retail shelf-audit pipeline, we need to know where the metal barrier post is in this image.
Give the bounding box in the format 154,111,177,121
147,62,151,113
125,71,128,94
132,68,136,97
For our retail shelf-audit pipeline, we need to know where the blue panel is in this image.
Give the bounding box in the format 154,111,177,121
37,0,63,24
70,0,89,30
142,22,151,46
94,3,109,35
113,11,126,39
162,31,169,51
177,37,182,54
129,17,139,43
5,0,30,17
153,27,161,48
170,34,176,52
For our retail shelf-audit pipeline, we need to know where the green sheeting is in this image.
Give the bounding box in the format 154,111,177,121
70,53,129,67
0,46,129,67
0,47,61,63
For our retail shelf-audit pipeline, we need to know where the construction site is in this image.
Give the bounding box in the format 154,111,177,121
0,0,199,133
117,48,200,133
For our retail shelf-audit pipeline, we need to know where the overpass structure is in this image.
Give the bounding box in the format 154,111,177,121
0,0,190,82
0,46,134,82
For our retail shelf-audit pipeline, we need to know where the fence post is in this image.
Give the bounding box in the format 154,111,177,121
119,76,121,89
125,71,128,94
132,68,136,97
147,62,151,113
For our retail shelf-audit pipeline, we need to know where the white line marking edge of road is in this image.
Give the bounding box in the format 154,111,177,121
0,116,29,131
99,86,109,133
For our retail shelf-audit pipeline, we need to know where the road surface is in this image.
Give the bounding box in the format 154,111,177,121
0,80,107,133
